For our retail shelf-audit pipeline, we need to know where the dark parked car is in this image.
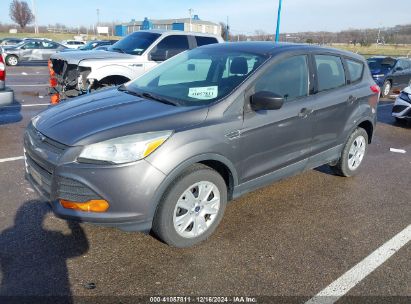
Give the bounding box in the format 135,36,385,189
367,56,411,97
24,42,379,247
2,39,67,66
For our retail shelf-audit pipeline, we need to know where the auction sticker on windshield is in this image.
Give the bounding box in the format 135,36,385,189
188,86,218,100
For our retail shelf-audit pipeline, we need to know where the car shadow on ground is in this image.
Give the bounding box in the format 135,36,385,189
0,101,22,125
0,200,89,303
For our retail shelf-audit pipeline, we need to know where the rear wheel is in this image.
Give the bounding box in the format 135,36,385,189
152,164,227,248
6,55,18,66
330,128,368,177
381,80,391,98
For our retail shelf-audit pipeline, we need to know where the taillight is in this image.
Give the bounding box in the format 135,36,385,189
370,84,380,94
369,84,380,108
0,55,5,82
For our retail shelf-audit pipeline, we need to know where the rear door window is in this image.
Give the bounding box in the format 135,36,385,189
195,36,219,47
254,55,309,101
346,59,364,83
314,55,346,92
156,35,190,53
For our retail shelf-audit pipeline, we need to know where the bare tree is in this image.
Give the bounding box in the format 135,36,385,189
9,0,34,29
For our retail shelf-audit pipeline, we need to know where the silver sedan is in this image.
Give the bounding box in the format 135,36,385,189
2,39,67,66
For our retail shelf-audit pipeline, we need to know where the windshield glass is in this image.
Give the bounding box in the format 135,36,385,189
367,57,396,70
126,48,268,106
108,32,161,55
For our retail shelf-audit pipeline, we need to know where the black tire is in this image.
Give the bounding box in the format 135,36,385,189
330,128,368,177
5,55,18,66
152,164,227,248
381,80,391,98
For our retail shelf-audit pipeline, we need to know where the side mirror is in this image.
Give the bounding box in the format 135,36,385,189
150,49,169,62
250,91,284,111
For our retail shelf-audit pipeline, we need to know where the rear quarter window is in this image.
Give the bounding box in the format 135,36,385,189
195,36,219,47
314,55,346,92
346,59,364,83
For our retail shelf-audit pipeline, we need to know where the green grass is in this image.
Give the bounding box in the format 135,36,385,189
0,32,120,42
331,43,411,57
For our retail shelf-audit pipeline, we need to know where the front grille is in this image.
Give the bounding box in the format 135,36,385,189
26,123,67,155
392,105,408,113
57,177,101,202
25,152,52,196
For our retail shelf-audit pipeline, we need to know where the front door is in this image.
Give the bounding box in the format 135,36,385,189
240,54,314,183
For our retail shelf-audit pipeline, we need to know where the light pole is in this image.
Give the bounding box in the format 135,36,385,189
189,8,193,32
275,0,283,42
31,0,39,34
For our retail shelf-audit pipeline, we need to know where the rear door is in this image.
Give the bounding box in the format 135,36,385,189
309,53,353,158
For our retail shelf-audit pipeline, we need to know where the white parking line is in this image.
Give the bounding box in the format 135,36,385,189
2,103,49,108
305,224,411,304
7,84,49,87
8,74,49,76
0,156,24,163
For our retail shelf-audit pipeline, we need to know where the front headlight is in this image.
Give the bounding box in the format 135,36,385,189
78,131,172,164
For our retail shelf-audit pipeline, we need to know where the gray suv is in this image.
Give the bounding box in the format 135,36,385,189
24,42,380,247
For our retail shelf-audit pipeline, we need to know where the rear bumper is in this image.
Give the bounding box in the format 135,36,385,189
0,88,14,106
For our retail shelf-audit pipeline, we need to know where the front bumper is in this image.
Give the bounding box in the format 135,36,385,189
24,126,167,232
392,96,411,119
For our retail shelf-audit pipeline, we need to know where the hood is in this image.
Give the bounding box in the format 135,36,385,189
34,88,208,146
51,50,136,65
1,46,17,52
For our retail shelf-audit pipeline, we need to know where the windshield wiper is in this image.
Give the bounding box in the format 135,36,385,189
142,92,178,106
118,86,178,106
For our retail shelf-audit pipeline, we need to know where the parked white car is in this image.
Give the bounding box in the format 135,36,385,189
392,85,411,122
61,40,86,49
49,30,223,100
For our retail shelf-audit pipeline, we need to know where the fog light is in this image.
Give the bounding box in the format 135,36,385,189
60,199,109,212
50,93,60,104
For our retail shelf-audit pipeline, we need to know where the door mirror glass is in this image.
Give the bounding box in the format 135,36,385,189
150,49,169,62
250,91,284,111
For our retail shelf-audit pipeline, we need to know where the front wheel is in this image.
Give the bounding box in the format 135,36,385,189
330,128,368,177
152,164,227,248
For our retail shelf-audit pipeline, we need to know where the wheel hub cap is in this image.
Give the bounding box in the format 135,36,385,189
173,181,221,239
348,135,366,171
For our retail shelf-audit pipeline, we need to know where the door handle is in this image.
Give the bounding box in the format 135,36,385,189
347,95,357,104
298,108,313,118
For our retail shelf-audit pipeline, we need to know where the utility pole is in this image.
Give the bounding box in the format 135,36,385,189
189,8,193,32
275,0,283,42
226,16,229,42
96,8,100,26
31,0,39,34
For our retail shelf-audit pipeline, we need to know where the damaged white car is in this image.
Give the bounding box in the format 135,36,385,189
48,30,223,102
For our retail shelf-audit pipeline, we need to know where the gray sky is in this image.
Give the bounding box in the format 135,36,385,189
0,0,410,34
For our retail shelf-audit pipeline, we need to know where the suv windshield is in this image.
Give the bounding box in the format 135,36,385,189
108,32,161,55
367,57,396,70
125,48,268,106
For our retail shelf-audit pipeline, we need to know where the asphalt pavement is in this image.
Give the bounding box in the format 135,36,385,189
0,65,409,304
